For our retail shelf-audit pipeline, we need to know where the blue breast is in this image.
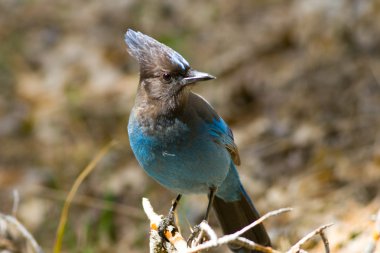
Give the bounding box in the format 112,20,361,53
128,110,231,195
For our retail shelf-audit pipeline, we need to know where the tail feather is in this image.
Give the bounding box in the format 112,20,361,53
212,187,271,253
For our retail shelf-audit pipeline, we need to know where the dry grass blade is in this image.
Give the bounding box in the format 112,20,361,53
53,140,116,253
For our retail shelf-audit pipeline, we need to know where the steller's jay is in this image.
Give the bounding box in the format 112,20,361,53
124,29,271,252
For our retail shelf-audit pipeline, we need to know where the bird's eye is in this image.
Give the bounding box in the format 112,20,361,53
162,73,172,82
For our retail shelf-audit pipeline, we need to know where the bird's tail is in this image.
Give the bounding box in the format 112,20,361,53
212,185,271,253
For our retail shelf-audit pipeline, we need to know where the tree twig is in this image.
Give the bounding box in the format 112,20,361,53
187,208,292,253
199,221,217,241
0,192,44,253
287,223,333,253
142,198,292,253
12,189,20,217
142,198,187,253
0,215,44,253
142,198,334,253
320,230,330,253
365,209,380,253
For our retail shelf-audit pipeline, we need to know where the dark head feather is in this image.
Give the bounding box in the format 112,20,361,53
124,29,215,117
125,29,190,77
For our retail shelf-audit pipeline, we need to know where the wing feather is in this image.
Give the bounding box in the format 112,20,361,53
190,93,241,165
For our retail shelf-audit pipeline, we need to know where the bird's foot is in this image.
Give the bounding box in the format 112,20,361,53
158,211,178,242
187,220,209,248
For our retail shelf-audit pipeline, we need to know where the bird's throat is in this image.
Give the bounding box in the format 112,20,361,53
134,87,190,132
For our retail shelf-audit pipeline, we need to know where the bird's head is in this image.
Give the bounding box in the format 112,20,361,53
125,29,215,102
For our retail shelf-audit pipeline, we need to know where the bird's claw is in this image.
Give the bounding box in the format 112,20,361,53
187,221,208,247
158,211,177,242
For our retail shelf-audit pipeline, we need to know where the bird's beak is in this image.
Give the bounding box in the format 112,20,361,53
182,70,216,86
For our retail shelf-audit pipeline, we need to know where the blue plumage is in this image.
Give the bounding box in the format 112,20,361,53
128,92,241,201
125,29,270,252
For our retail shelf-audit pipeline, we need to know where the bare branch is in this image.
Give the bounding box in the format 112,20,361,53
199,221,217,241
365,209,380,253
287,223,334,253
0,215,44,253
142,198,187,253
186,208,292,253
233,237,282,253
142,198,333,253
142,198,163,226
231,208,292,238
320,230,330,253
0,191,43,253
12,189,20,217
186,233,278,253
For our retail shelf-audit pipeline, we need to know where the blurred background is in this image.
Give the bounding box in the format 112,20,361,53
1,0,380,252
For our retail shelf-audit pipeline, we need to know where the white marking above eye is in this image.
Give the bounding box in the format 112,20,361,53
171,52,189,71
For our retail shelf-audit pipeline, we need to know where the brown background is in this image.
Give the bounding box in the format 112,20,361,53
1,1,380,252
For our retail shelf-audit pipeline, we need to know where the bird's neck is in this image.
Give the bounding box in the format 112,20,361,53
133,87,190,127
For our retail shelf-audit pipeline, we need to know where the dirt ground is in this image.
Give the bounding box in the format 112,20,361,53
1,1,380,252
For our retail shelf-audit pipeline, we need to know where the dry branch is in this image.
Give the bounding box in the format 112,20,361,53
142,198,332,253
287,223,333,253
365,209,380,253
142,198,187,253
187,208,291,253
0,191,44,253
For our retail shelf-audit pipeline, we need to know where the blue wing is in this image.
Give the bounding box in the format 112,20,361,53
189,93,241,165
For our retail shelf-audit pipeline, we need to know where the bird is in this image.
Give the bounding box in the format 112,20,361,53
124,29,271,252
